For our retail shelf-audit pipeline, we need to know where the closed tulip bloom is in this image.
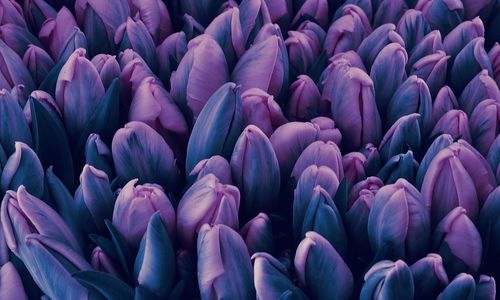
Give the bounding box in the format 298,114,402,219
357,23,405,71
238,0,272,46
114,18,157,71
377,151,419,184
421,0,464,35
0,40,35,100
469,99,500,155
286,29,322,77
177,174,239,250
112,179,175,248
387,76,433,134
189,155,232,185
360,260,414,300
443,17,484,62
91,54,120,89
458,69,500,116
478,187,500,276
348,176,383,208
84,134,113,179
369,179,430,263
0,262,28,300
309,117,341,144
90,246,120,276
0,23,43,57
0,0,27,28
241,88,287,137
487,135,500,181
156,31,187,88
416,134,454,188
324,4,371,57
288,75,325,121
171,36,229,119
450,37,492,96
379,114,422,162
490,43,500,87
240,213,274,255
1,142,43,198
475,275,496,300
343,152,367,187
119,57,155,99
291,0,328,29
38,7,77,59
56,27,88,63
23,0,56,34
372,0,408,28
320,55,365,101
253,252,307,299
430,110,472,143
0,90,32,155
264,0,292,29
407,30,444,72
296,20,326,46
75,0,130,56
23,90,61,124
197,224,255,300
186,83,242,175
112,122,181,193
396,9,432,53
22,44,55,86
295,231,353,300
433,86,459,125
437,273,475,300
291,141,343,183
411,51,450,97
432,207,482,277
410,254,449,299
361,143,382,176
129,0,172,43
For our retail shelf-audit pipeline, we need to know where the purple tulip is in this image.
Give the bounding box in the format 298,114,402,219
396,9,432,53
22,0,56,34
0,23,43,57
238,0,272,46
437,273,475,300
420,0,464,35
56,27,88,63
156,32,187,87
129,0,172,43
171,36,229,119
55,48,105,141
90,246,120,276
291,0,329,29
360,260,414,300
23,90,61,124
0,40,35,100
469,99,500,156
407,29,444,72
189,155,232,185
360,143,382,176
475,275,496,300
443,17,484,62
38,7,77,59
177,174,239,250
286,28,323,76
310,117,342,145
291,140,343,182
379,114,422,161
294,231,353,300
112,178,175,248
91,54,120,89
377,150,419,184
372,0,408,28
84,134,113,179
119,56,155,99
410,254,449,299
343,152,367,187
435,208,482,280
295,20,326,48
489,43,500,87
197,224,255,300
0,262,28,300
241,88,287,137
416,134,454,188
430,109,472,142
264,0,292,29
0,0,27,28
22,44,55,86
432,86,459,125
411,51,450,97
0,89,33,155
288,75,324,121
240,213,274,255
458,69,500,116
111,122,181,193
320,54,365,100
75,0,130,56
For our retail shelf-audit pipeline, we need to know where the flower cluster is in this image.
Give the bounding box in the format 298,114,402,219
0,0,499,299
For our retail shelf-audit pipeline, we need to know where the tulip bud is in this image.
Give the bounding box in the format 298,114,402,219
91,54,120,89
371,42,409,114
84,134,113,179
357,23,405,71
396,9,431,53
286,29,322,77
432,207,482,277
197,224,255,300
90,246,120,276
295,231,353,300
291,140,343,182
490,43,500,87
407,30,443,72
56,27,88,63
0,40,35,99
311,117,342,144
458,69,500,116
0,90,32,155
111,122,181,194
75,0,130,56
22,45,55,86
38,7,77,59
119,57,155,100
252,252,307,299
320,54,365,100
443,17,484,62
430,110,472,143
348,177,383,208
171,37,229,119
240,213,274,255
469,99,500,156
186,83,243,175
360,260,414,300
379,114,421,162
475,275,496,300
287,75,325,121
416,134,454,188
360,143,381,176
421,0,464,35
377,151,419,184
112,179,175,248
23,0,57,34
343,152,366,187
291,0,328,29
0,262,28,300
432,86,459,125
230,125,280,216
372,0,408,28
411,51,450,98
129,0,172,43
368,179,430,263
0,23,43,57
324,4,371,57
0,0,26,28
156,32,187,89
189,155,232,184
240,88,286,137
438,273,476,300
487,136,500,183
238,0,272,46
410,254,449,299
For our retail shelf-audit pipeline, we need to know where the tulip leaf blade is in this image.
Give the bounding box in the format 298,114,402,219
38,61,64,97
73,270,134,300
333,179,349,217
104,219,133,284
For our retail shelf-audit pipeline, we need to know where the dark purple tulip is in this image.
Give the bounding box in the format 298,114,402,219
432,86,459,125
111,121,181,193
156,31,187,88
458,69,500,116
56,27,88,63
1,142,43,198
119,56,155,99
0,23,43,57
360,143,382,176
23,0,56,34
0,262,28,300
238,0,271,46
360,260,414,300
0,40,35,100
90,246,120,276
379,114,421,162
129,0,172,43
407,29,443,72
443,17,484,62
177,174,239,250
91,54,120,89
230,125,280,215
469,99,500,156
112,179,175,248
430,110,472,142
377,150,419,184
490,43,500,87
348,176,383,208
240,213,274,255
0,0,27,28
0,89,33,155
432,207,482,277
420,0,464,35
171,36,229,118
437,273,475,300
286,28,323,76
416,134,454,188
311,117,342,145
324,4,371,57
189,155,232,184
253,252,307,299
478,186,500,276
38,6,77,59
291,140,343,182
343,152,366,187
75,0,130,56
265,0,292,29
291,0,328,29
372,0,408,28
197,224,255,300
181,13,205,40
55,48,105,141
295,231,353,300
23,90,61,124
411,51,450,97
356,23,404,71
288,74,325,121
84,134,113,179
450,37,493,96
22,44,55,86
241,88,287,137
370,43,408,114
396,9,432,53
411,254,449,299
475,275,496,300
